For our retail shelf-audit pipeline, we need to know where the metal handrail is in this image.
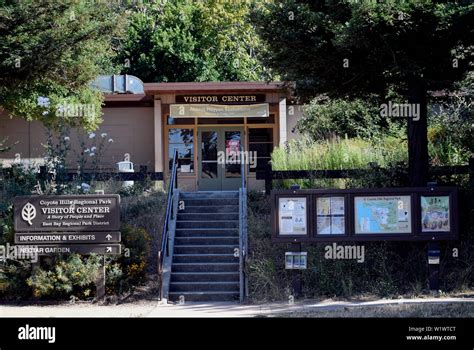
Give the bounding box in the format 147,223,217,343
158,149,178,289
238,144,248,302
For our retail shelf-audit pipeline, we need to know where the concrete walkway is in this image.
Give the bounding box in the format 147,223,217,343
0,297,473,317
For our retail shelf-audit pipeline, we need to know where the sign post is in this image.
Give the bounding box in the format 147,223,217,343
290,243,302,297
428,242,440,291
96,256,106,301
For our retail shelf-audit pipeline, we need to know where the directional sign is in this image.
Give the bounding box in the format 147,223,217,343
16,244,121,256
15,232,121,244
14,194,120,232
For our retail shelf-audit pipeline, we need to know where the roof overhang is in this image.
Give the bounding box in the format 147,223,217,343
103,93,153,107
144,81,291,95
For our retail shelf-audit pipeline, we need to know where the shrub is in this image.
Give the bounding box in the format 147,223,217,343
428,94,473,166
27,254,101,299
119,224,151,284
246,192,292,302
0,261,32,300
298,95,402,141
102,224,152,295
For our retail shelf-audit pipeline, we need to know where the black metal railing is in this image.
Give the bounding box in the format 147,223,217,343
239,144,248,302
158,149,178,298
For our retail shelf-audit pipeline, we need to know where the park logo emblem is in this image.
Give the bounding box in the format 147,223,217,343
21,202,36,226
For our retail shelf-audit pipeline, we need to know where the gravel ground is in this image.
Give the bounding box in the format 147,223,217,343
1,297,473,318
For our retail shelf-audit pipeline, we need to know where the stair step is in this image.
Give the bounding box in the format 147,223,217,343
175,236,239,245
169,291,239,302
170,281,239,292
171,272,239,282
180,191,239,199
175,228,239,237
182,198,239,206
173,254,238,263
180,205,239,214
172,262,239,272
177,220,239,229
177,213,239,221
174,245,237,254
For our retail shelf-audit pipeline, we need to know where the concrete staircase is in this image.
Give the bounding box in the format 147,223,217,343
169,191,240,302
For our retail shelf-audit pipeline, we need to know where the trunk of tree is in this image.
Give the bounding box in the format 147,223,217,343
407,78,429,187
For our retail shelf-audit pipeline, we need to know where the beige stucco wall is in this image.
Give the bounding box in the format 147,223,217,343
286,104,304,142
0,107,155,171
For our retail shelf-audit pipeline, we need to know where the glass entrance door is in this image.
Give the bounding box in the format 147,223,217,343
198,127,243,191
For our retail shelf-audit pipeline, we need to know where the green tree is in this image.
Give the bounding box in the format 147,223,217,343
253,0,473,185
0,0,122,130
299,95,402,141
117,0,268,82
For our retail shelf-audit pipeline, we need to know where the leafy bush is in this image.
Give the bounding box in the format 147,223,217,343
27,254,101,299
0,261,32,300
118,224,151,285
428,93,473,166
298,96,402,141
246,192,292,302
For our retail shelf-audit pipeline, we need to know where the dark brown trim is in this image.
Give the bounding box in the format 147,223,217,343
144,81,288,95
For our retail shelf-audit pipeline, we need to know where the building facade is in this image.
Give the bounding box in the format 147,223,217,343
0,81,304,191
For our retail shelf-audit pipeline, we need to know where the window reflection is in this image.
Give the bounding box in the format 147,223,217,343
168,128,194,173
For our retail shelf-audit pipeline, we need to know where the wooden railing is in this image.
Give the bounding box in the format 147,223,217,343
256,158,474,194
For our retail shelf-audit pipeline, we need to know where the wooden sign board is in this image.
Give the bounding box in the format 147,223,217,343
14,195,120,232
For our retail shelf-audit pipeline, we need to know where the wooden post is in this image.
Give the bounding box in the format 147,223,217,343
264,164,272,195
96,255,106,301
469,157,474,188
39,166,47,189
291,243,302,297
407,78,429,187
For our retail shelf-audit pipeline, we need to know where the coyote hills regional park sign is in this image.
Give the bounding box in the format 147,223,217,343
13,195,121,255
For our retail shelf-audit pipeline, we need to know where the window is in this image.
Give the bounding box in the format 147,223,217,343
168,128,194,173
248,128,273,172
